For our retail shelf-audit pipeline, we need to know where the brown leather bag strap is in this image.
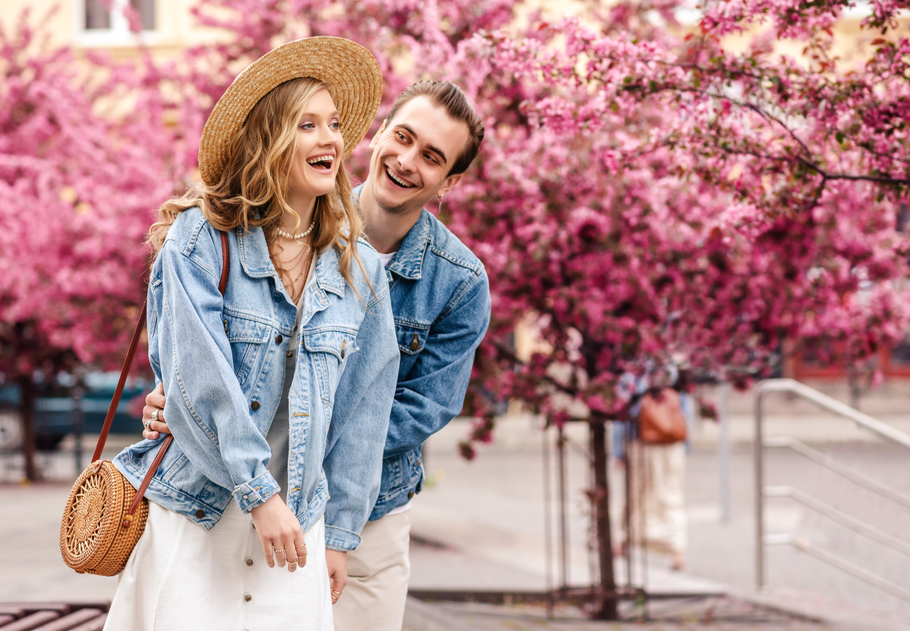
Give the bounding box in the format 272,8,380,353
91,302,149,464
87,232,230,519
218,230,230,295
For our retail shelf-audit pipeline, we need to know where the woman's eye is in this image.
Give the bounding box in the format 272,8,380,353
299,122,314,130
396,131,406,141
331,121,341,130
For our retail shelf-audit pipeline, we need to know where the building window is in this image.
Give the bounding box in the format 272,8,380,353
77,0,158,45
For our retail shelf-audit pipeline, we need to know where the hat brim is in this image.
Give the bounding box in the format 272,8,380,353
199,37,382,187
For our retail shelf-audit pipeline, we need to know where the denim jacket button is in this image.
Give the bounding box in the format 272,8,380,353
408,491,415,499
275,334,283,344
195,509,205,519
251,400,261,410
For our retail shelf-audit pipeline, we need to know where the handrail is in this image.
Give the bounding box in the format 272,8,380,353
754,378,910,593
764,485,910,558
766,534,910,603
755,379,910,449
764,437,910,511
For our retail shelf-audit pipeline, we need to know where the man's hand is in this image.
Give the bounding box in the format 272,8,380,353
325,549,348,604
141,383,170,439
250,494,307,572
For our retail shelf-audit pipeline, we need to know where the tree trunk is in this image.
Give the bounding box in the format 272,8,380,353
590,421,618,619
17,374,40,482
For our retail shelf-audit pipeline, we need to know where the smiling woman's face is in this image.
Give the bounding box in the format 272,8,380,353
287,88,344,209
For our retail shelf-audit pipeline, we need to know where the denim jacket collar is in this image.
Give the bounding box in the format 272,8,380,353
235,226,345,298
387,211,431,281
352,184,430,281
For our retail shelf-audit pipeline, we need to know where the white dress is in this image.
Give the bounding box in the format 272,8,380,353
105,264,332,631
104,501,332,630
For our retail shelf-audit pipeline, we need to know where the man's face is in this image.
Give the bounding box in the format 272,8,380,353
366,96,470,216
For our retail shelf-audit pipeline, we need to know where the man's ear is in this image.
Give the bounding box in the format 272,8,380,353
368,120,387,150
437,173,464,197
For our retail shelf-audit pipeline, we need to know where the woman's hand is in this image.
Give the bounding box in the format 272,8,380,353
141,383,170,440
250,494,307,572
325,549,347,604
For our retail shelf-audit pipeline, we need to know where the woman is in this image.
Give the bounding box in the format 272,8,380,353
106,38,398,630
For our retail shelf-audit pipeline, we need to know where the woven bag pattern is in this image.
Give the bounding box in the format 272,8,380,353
60,460,149,576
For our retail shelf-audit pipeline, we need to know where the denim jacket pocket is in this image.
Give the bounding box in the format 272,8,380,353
395,322,429,376
303,328,359,403
396,323,429,356
224,312,271,386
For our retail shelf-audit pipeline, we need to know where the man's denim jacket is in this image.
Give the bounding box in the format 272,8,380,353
357,188,492,521
113,207,399,551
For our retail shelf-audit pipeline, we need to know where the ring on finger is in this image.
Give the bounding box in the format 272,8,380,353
143,420,152,430
274,548,286,555
151,409,159,422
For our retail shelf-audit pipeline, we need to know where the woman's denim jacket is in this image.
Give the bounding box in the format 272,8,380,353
113,207,399,551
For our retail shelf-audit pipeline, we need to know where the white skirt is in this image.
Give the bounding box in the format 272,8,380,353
104,501,333,631
624,440,687,554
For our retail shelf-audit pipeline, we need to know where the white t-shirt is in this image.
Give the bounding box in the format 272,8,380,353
376,250,397,268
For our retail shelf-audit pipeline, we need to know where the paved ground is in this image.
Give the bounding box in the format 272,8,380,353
2,401,909,630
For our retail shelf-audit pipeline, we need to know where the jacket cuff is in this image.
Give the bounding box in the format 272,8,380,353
233,471,280,513
325,525,363,551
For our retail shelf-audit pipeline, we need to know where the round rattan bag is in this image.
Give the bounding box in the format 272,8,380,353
60,460,148,576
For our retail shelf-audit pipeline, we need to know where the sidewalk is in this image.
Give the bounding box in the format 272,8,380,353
2,405,909,630
404,415,910,631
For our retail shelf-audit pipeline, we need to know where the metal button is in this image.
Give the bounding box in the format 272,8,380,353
286,350,293,358
246,558,253,566
251,400,260,410
195,509,205,519
244,593,252,602
408,491,415,499
275,334,283,344
410,333,419,351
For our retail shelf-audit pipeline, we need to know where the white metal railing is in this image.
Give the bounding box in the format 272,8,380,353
754,378,910,602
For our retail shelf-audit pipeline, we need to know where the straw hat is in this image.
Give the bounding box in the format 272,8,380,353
198,37,383,187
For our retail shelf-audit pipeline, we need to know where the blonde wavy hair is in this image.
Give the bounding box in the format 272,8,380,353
148,78,367,295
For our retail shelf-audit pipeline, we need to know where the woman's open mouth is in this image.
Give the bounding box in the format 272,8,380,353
307,155,335,171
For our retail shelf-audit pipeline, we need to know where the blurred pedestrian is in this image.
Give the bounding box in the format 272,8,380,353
615,365,691,571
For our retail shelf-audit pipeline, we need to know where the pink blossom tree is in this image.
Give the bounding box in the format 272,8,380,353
0,9,174,480
442,1,910,617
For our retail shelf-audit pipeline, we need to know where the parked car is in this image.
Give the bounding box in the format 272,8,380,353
0,372,153,451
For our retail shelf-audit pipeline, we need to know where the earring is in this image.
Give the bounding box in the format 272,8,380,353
437,193,444,213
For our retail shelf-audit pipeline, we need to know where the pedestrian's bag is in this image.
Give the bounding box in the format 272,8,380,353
638,388,686,444
60,231,229,576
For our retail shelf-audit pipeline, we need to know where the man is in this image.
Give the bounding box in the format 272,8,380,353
142,80,491,629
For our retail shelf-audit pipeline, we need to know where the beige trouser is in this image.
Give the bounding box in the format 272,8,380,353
333,511,411,631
